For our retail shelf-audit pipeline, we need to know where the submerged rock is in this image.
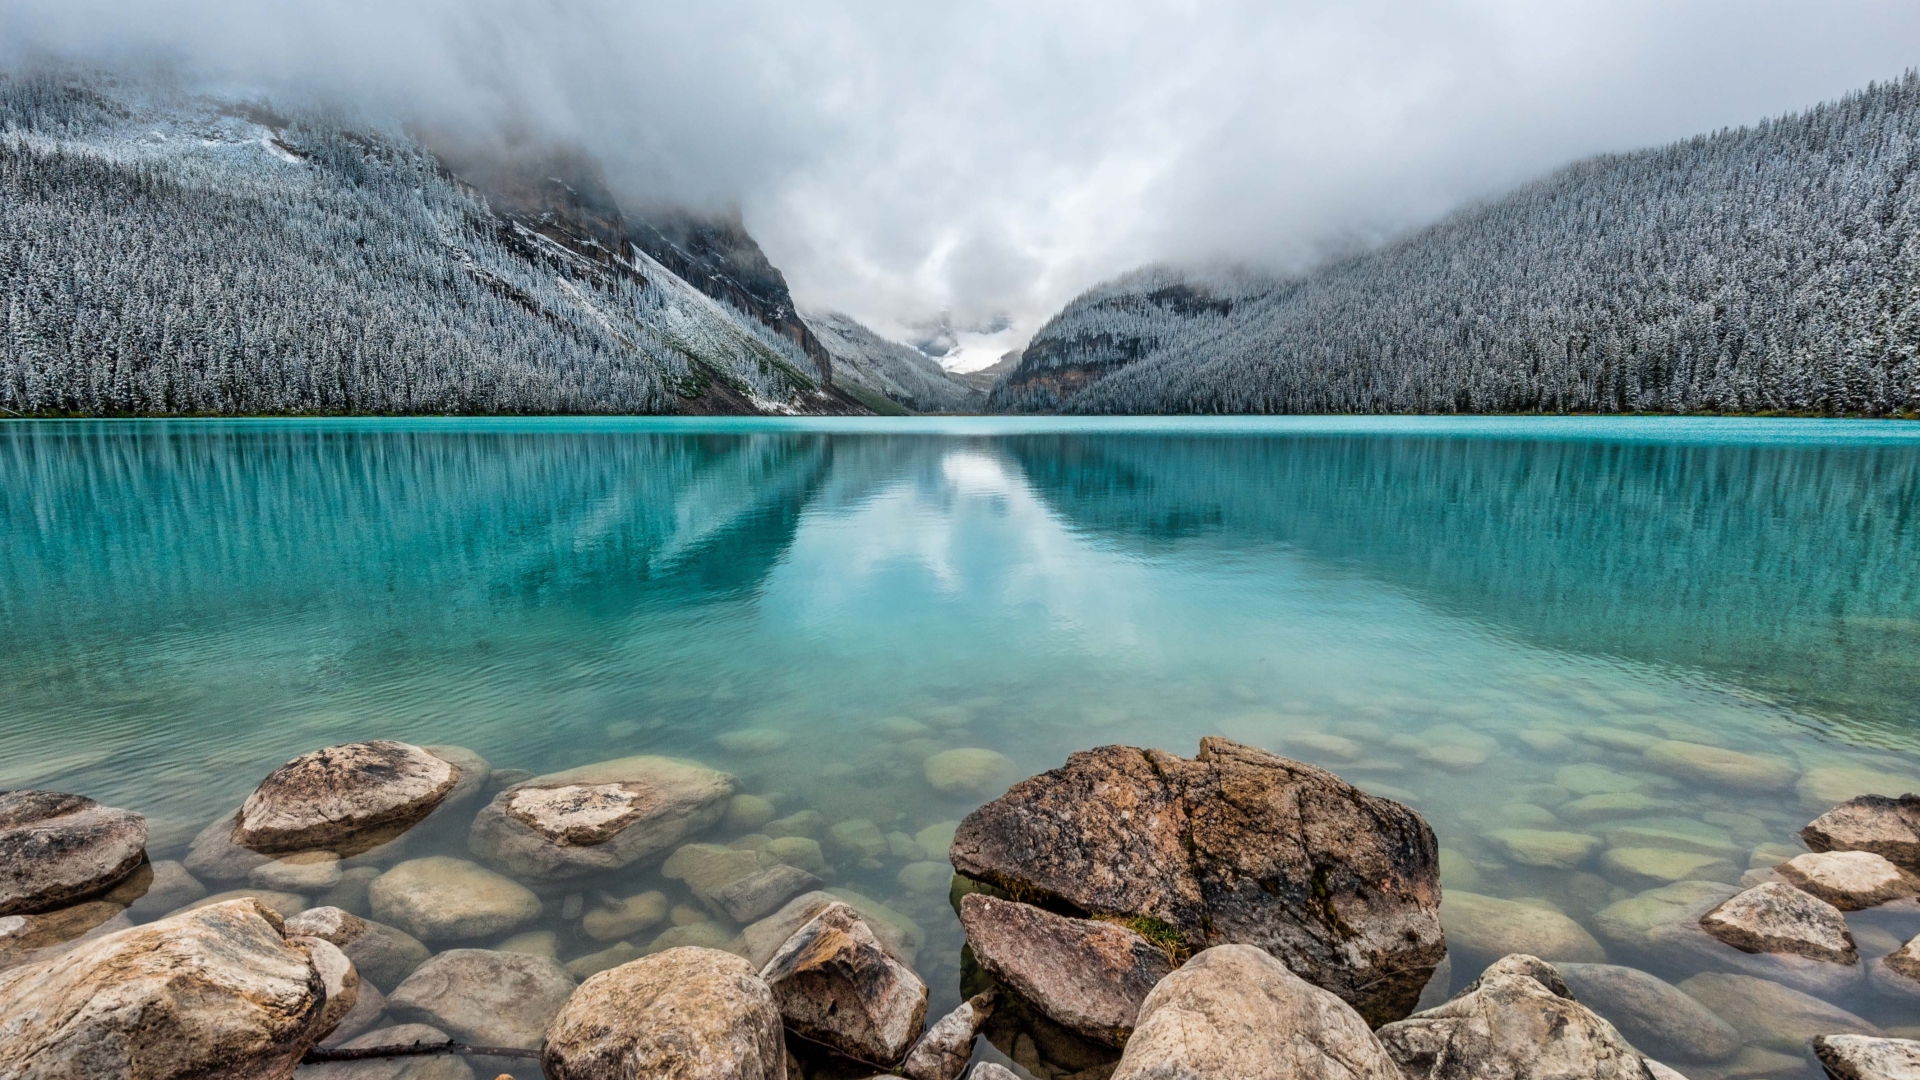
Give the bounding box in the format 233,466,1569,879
1811,1034,1920,1080
294,935,362,1042
1377,954,1646,1080
1777,850,1920,910
950,737,1442,1025
236,741,462,855
1441,891,1606,963
1871,934,1920,998
1596,879,1863,998
1557,962,1740,1063
738,890,919,971
1641,741,1797,793
184,887,310,921
284,906,430,992
122,859,207,921
0,898,327,1076
1485,829,1602,869
715,865,822,923
1802,795,1920,872
899,990,995,1080
386,948,574,1050
368,856,541,942
251,850,345,892
579,890,668,942
923,748,1019,797
543,947,785,1080
761,901,928,1065
1698,882,1858,965
959,893,1172,1048
299,1023,474,1080
0,791,148,917
1112,943,1401,1080
468,755,736,880
1675,972,1881,1051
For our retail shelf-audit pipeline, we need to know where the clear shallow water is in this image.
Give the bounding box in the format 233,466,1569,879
4,417,1920,1072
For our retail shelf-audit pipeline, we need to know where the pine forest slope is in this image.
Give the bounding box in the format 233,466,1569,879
801,308,982,413
993,73,1920,416
0,72,863,416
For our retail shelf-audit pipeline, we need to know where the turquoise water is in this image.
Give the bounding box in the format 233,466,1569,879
5,417,1920,1070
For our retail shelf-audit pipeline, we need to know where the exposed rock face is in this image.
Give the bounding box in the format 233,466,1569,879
468,756,737,880
1698,882,1858,965
950,738,1443,1025
715,865,822,924
542,947,786,1080
1556,963,1740,1063
1811,1034,1920,1080
1803,795,1920,872
899,990,995,1080
285,906,430,992
368,856,542,942
0,791,148,916
386,948,574,1050
1779,850,1920,910
958,893,1172,1047
0,898,326,1077
760,902,927,1065
300,1023,474,1080
1376,954,1646,1080
1111,943,1401,1080
1876,933,1920,995
236,742,461,856
1676,972,1881,1051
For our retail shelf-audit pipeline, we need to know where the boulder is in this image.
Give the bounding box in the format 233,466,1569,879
1485,829,1601,869
739,891,916,970
1811,1034,1920,1080
969,1067,1019,1080
285,906,430,992
1779,850,1920,910
0,898,327,1076
715,865,822,924
1803,795,1920,872
958,894,1172,1048
1377,954,1646,1080
663,843,767,899
368,857,541,942
1441,891,1606,963
293,935,361,1040
1557,963,1740,1063
950,738,1443,1025
1641,742,1797,793
0,791,148,917
761,902,928,1065
580,890,668,942
923,749,1019,796
899,990,995,1080
1595,880,1864,998
1675,972,1880,1051
236,741,462,855
386,948,574,1050
467,755,736,880
1698,882,1858,965
1872,934,1920,998
299,1023,475,1080
542,947,785,1080
1111,943,1401,1080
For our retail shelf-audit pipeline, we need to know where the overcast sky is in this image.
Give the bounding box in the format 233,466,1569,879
6,0,1920,344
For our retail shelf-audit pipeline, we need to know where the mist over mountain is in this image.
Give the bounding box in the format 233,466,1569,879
992,75,1920,417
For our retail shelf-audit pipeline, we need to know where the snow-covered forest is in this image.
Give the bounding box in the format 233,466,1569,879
0,72,842,416
802,309,981,413
994,74,1920,416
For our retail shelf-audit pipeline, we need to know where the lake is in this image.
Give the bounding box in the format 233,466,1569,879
4,416,1920,1074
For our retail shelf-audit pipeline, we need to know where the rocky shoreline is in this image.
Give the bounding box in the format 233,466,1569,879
4,737,1920,1079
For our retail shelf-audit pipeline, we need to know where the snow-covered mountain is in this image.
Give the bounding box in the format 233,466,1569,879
801,309,981,413
0,70,866,416
993,74,1920,416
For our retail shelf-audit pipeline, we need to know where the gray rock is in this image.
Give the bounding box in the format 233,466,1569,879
286,906,431,992
1675,971,1881,1052
1594,880,1865,998
1111,943,1401,1080
0,898,328,1076
467,755,736,880
1698,882,1858,965
740,890,914,970
1803,795,1920,872
317,978,385,1046
179,887,311,921
761,901,928,1065
0,791,148,917
1557,963,1740,1063
899,990,994,1080
298,1024,474,1080
1777,850,1920,911
252,851,345,891
715,864,822,923
542,946,785,1080
959,894,1172,1047
123,859,206,921
1378,954,1646,1080
950,737,1443,1025
419,745,490,811
1811,1034,1920,1080
237,741,463,855
386,948,575,1050
968,1067,1020,1080
295,935,362,1042
368,856,542,942
184,809,277,882
1442,891,1607,963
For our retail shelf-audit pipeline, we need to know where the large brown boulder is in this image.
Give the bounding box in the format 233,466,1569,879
950,737,1443,1025
1110,943,1401,1080
236,742,462,856
543,947,786,1080
760,902,927,1065
1802,795,1920,872
0,791,148,917
468,756,736,880
1377,955,1647,1080
958,893,1171,1047
0,898,329,1078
